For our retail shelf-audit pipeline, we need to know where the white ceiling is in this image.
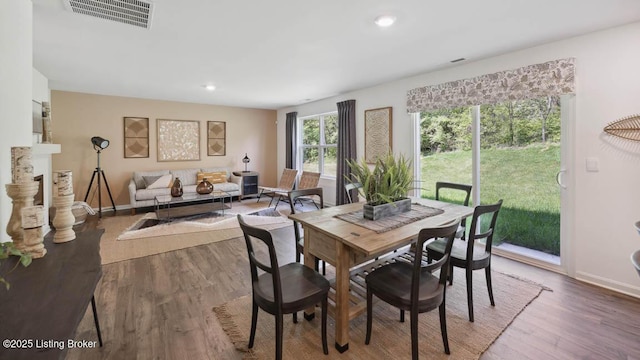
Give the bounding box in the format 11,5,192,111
32,0,640,110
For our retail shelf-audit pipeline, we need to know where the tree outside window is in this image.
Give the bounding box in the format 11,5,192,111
300,113,337,177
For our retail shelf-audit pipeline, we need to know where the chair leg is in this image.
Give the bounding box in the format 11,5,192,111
249,301,259,348
256,190,263,203
276,313,284,360
466,267,474,322
448,262,454,285
365,287,373,345
400,309,405,323
322,297,328,355
293,312,298,323
486,265,495,306
410,309,419,360
322,261,326,276
439,298,450,354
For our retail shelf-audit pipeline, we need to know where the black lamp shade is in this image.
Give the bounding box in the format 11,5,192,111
91,136,110,150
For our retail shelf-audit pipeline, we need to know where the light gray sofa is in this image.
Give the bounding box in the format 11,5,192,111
128,167,241,214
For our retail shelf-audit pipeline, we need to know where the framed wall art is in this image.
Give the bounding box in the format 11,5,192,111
364,106,392,163
123,117,149,158
207,121,226,156
156,119,200,161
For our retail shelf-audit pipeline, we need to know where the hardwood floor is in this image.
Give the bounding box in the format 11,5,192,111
66,213,640,360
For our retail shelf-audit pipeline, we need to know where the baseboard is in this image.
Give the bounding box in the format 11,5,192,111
575,271,640,299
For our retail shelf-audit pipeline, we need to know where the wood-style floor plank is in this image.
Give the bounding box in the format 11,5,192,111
66,213,640,360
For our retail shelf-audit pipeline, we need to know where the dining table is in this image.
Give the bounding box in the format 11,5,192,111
287,197,474,353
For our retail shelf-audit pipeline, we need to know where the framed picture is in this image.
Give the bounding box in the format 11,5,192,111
364,107,392,163
156,119,200,161
207,121,226,156
123,117,149,158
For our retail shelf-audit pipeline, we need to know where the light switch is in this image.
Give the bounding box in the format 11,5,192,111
586,157,599,172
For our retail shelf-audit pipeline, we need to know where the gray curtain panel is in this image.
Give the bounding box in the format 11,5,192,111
285,112,297,169
336,100,357,205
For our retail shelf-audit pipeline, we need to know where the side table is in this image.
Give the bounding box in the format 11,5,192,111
0,229,104,360
232,171,259,200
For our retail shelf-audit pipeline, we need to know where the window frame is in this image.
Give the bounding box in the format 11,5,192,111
298,111,338,179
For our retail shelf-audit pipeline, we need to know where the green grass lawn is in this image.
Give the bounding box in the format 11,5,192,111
420,143,561,255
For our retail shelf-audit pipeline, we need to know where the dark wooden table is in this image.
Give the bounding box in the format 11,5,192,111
0,229,104,360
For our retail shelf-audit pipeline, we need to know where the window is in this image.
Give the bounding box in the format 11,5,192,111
299,112,338,177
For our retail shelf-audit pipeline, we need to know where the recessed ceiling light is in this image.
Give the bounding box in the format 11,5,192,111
204,84,216,91
374,15,396,27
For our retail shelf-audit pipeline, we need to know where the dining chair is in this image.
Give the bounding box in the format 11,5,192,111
288,187,326,275
632,250,640,278
237,214,330,360
425,200,502,322
256,168,298,207
435,181,472,239
365,219,461,360
275,171,321,208
344,182,362,204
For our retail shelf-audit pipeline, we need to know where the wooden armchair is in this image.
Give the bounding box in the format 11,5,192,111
256,168,298,207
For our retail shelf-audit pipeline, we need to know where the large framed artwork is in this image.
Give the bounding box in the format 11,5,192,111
156,119,200,161
207,121,226,156
364,107,392,163
123,117,149,158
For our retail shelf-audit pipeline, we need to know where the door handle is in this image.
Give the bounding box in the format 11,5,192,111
556,169,567,189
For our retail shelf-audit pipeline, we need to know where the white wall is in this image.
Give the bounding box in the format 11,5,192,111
277,22,640,297
0,1,33,242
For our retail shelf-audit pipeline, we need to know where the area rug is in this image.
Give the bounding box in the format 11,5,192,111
213,269,545,359
98,201,293,265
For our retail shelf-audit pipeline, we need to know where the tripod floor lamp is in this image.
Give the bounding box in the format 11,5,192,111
84,136,116,218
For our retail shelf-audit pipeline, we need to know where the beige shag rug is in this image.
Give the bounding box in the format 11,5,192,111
213,268,545,360
98,201,293,264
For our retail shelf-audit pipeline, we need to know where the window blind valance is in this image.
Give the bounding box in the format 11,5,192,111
406,58,575,113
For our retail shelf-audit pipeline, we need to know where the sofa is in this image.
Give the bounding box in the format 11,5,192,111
128,167,241,214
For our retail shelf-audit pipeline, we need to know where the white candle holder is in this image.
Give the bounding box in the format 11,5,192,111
5,181,39,250
21,205,46,259
52,194,76,243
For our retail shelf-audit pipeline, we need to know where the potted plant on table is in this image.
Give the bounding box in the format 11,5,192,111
346,152,414,220
0,242,32,290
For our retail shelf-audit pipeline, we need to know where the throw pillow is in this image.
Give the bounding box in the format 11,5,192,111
144,174,172,189
197,171,227,184
208,171,227,184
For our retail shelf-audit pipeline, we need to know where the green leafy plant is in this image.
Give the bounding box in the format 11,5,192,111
346,152,414,206
0,242,32,290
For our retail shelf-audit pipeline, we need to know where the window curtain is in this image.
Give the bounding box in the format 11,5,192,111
285,111,297,169
406,58,575,113
336,100,357,205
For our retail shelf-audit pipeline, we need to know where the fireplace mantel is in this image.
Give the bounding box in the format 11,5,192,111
33,143,61,155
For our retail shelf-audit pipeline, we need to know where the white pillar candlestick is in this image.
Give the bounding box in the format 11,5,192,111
5,181,39,250
21,205,44,228
21,205,46,259
11,146,33,184
56,170,73,196
52,194,76,243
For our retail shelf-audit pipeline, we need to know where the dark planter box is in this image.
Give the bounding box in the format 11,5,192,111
363,198,411,221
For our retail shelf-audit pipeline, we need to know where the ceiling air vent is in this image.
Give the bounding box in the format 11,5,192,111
63,0,154,29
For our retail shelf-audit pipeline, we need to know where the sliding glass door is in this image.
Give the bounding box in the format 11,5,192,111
419,95,571,269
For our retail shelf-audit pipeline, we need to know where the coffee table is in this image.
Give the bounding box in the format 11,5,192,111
154,190,232,221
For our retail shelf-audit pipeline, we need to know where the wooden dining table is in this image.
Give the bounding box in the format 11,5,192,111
288,197,474,353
